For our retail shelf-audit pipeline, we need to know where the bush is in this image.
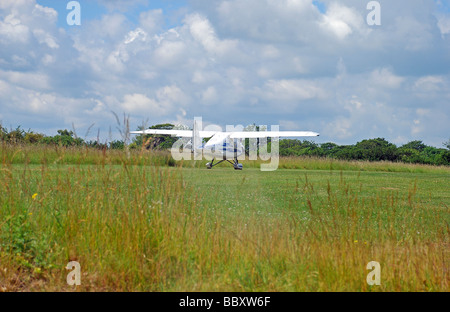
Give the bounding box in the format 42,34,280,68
40,129,84,147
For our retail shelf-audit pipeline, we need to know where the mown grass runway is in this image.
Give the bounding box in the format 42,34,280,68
0,145,448,291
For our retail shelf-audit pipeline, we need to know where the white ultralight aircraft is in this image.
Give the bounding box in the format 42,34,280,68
131,122,319,170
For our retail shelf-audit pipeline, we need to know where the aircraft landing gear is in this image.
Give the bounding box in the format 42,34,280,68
205,157,243,170
233,158,243,170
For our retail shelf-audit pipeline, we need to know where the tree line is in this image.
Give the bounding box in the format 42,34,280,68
279,138,450,166
0,126,124,150
1,124,449,166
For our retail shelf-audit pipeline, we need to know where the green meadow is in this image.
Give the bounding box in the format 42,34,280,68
0,144,449,291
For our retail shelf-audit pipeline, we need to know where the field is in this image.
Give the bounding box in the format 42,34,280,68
0,144,449,291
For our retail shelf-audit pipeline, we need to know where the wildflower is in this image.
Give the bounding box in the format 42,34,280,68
354,240,358,243
32,193,38,200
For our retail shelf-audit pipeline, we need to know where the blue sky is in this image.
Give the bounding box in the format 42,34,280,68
36,0,189,29
1,0,449,147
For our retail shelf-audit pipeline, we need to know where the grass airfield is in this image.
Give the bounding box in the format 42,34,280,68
0,146,448,291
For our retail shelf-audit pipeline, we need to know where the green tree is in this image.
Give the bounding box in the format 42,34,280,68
132,123,177,150
444,139,450,150
24,132,44,144
354,138,398,161
329,145,358,160
0,124,8,142
41,129,84,147
400,140,427,151
6,126,26,143
320,142,338,154
109,140,124,150
397,148,422,163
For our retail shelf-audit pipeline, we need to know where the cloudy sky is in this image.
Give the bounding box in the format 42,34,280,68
0,0,449,146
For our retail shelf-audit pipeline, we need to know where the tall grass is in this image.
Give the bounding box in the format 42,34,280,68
0,156,193,290
177,153,450,174
2,143,448,173
0,144,448,291
0,143,177,167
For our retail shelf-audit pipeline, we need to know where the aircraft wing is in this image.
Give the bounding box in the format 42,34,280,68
130,129,218,138
130,129,319,138
228,131,319,138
